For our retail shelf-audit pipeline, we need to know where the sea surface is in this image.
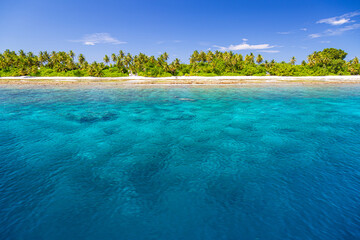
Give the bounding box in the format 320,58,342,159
0,86,360,240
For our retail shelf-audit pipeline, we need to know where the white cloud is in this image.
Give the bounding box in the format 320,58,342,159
277,28,308,34
309,23,360,38
319,18,352,25
213,40,276,51
326,23,360,35
71,33,126,45
173,40,182,43
320,40,331,43
317,11,360,25
309,33,322,38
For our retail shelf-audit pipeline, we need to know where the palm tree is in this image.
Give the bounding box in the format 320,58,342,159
149,56,156,64
43,51,50,66
190,50,199,64
27,52,34,58
87,61,104,77
118,50,125,61
352,57,359,65
307,54,315,66
215,50,222,59
0,54,5,69
68,50,75,60
235,54,243,63
250,53,255,63
124,53,133,70
111,53,117,64
161,52,169,62
206,51,214,63
49,51,58,68
78,54,85,68
245,53,255,64
231,56,238,67
290,56,296,65
19,49,26,57
104,55,110,65
169,58,181,74
199,51,206,62
157,53,169,72
256,54,263,64
174,58,180,67
38,51,45,66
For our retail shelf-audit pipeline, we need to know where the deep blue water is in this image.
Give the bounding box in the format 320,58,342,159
0,86,360,240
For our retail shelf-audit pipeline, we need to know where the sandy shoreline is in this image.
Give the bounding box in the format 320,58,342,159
1,76,360,88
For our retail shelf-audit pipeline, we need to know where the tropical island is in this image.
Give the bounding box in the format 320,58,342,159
0,48,359,79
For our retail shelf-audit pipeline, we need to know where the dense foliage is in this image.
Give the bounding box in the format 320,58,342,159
0,48,359,77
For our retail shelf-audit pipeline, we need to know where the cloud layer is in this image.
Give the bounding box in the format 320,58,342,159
309,23,360,38
309,11,360,38
317,11,360,26
214,40,275,51
71,33,126,45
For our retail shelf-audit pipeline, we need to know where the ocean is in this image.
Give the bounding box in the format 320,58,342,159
0,86,359,239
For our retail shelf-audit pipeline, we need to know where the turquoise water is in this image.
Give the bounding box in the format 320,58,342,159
1,86,360,239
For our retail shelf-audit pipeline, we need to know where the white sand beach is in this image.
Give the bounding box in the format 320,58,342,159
1,75,360,87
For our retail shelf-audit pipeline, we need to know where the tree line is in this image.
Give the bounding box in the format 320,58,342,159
0,48,359,77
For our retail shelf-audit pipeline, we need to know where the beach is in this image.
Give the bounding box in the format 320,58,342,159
1,75,360,87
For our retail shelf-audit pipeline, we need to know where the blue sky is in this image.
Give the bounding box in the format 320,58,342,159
0,0,359,63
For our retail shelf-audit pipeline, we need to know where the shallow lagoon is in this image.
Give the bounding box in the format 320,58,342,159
1,86,360,239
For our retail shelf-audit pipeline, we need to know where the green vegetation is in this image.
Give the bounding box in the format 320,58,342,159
0,48,359,77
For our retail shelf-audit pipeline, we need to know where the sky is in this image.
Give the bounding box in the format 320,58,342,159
0,0,359,63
